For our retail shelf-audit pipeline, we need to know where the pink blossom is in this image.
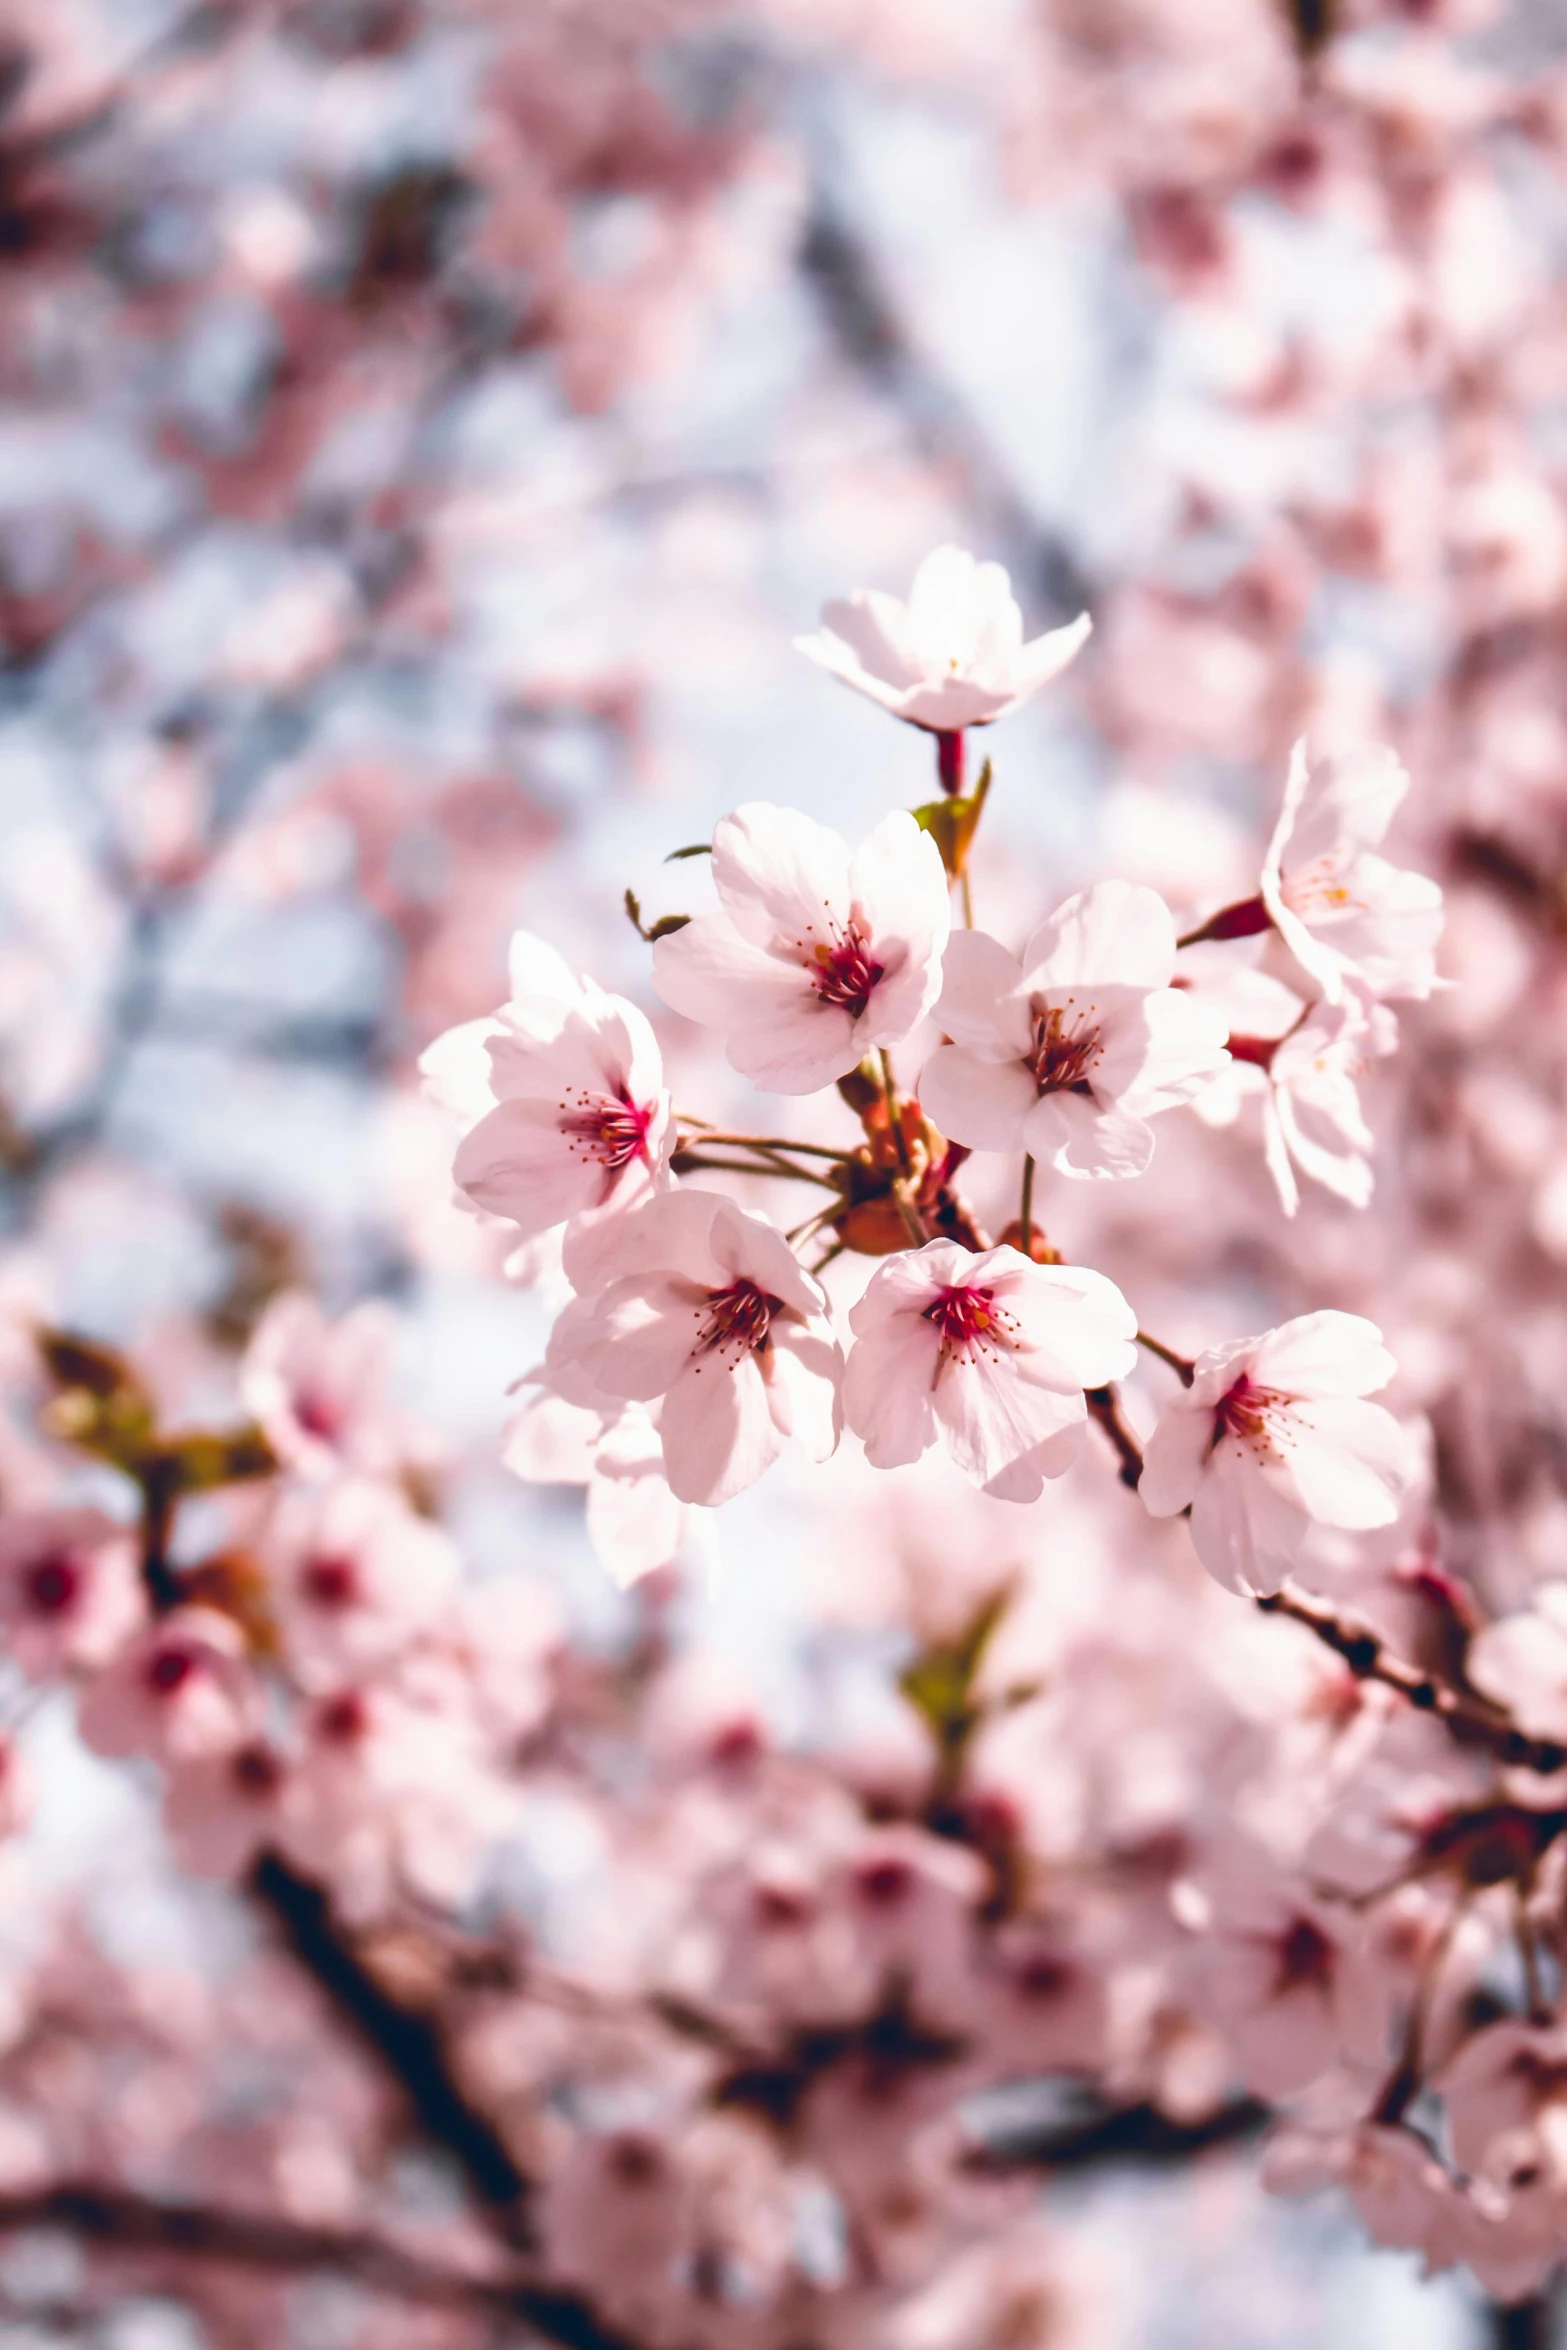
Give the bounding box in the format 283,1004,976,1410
794,545,1091,733
919,883,1230,1179
1466,1585,1567,1737
240,1292,403,1481
546,1190,842,1506
503,1383,693,1586
1261,741,1445,1006
265,1477,459,1684
842,1240,1137,1499
0,1506,142,1679
1140,1313,1414,1594
651,804,949,1093
431,929,672,1272
163,1740,300,1879
78,1608,258,1763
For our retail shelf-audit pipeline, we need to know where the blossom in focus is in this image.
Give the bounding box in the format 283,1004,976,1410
794,545,1091,733
842,1239,1137,1499
1193,970,1396,1214
1261,741,1444,1006
503,1382,693,1586
652,805,949,1094
241,1291,403,1481
0,1506,142,1678
1140,1312,1413,1594
78,1608,258,1762
919,883,1229,1179
546,1190,842,1506
428,930,672,1274
265,1476,460,1683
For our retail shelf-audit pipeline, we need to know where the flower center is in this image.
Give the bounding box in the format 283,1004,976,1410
294,1391,342,1442
1026,1002,1101,1096
922,1284,1020,1368
1212,1373,1291,1458
303,1554,359,1610
695,1278,775,1364
317,1691,369,1745
810,926,884,1018
1283,851,1361,923
147,1646,196,1696
1272,1914,1334,1994
232,1742,283,1798
558,1087,653,1171
24,1552,82,1616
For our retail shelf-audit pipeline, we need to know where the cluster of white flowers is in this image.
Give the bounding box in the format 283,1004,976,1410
423,547,1441,1601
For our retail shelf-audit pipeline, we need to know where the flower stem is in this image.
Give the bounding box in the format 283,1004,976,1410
690,1133,850,1161
960,867,974,928
936,728,965,796
1135,1330,1195,1385
1018,1154,1035,1256
669,1150,840,1191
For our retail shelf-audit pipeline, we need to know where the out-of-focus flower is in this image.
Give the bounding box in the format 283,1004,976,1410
0,1507,141,1678
240,1293,403,1482
1467,1584,1567,1737
842,1239,1136,1499
163,1739,300,1879
547,1190,842,1506
1261,742,1444,1006
795,545,1090,732
265,1477,459,1684
652,804,949,1093
78,1608,257,1762
919,883,1229,1179
1194,970,1396,1214
435,930,672,1275
1140,1312,1413,1593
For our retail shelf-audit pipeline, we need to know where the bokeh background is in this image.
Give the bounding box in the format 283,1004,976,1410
7,0,1567,2340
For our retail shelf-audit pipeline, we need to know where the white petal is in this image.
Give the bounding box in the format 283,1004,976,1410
1022,880,1178,993
919,1046,1036,1151
932,928,1032,1055
1249,1312,1396,1400
709,803,852,949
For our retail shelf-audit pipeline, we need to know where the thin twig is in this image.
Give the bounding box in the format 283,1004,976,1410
1135,1330,1195,1384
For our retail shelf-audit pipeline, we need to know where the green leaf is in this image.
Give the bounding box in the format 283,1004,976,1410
898,1582,1013,1770
911,758,992,881
155,1425,280,1495
37,1328,157,1469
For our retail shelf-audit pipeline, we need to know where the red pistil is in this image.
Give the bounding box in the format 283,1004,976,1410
696,1278,775,1364
303,1554,359,1610
1027,1005,1100,1095
559,1087,654,1171
1213,1373,1287,1446
811,928,885,1018
24,1552,81,1617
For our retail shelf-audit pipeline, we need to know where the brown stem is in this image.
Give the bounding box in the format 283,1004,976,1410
1134,1330,1195,1385
1255,1589,1567,1777
1085,1386,1144,1488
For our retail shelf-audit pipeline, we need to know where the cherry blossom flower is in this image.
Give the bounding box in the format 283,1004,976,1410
240,1291,403,1481
163,1739,301,1878
428,929,672,1275
0,1506,142,1678
78,1608,258,1762
794,546,1091,733
651,804,950,1093
1261,741,1445,1006
503,1382,693,1586
842,1239,1137,1499
265,1476,459,1683
1140,1312,1414,1594
1467,1584,1567,1736
546,1190,843,1505
918,883,1229,1180
1191,968,1395,1214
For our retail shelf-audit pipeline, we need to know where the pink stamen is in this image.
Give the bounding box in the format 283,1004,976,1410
810,926,884,1017
558,1087,654,1171
695,1278,774,1364
1027,1003,1101,1095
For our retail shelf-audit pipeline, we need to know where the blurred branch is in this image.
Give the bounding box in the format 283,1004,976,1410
0,2183,644,2350
968,2094,1269,2173
251,1853,534,2231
